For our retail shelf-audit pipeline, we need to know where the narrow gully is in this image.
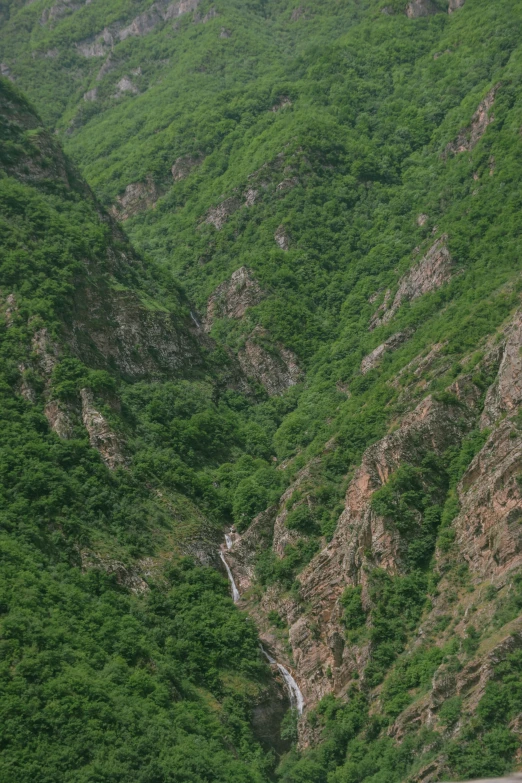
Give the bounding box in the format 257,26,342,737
220,532,305,715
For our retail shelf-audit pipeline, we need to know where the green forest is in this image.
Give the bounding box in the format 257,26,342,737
1,0,522,780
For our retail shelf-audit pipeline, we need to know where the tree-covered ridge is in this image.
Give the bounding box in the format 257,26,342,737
0,78,282,783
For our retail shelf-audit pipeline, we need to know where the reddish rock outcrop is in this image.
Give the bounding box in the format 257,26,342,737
44,399,78,439
204,196,241,229
273,390,475,705
371,237,452,329
481,311,522,426
272,464,317,557
361,330,411,374
275,224,291,250
205,266,265,329
110,178,160,220
405,0,441,18
238,326,303,396
388,626,522,743
453,313,522,580
80,387,126,469
446,85,499,155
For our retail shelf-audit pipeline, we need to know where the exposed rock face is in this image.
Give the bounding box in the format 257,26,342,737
44,399,78,439
261,385,479,706
454,313,522,580
69,284,205,381
446,85,499,155
0,87,74,188
238,326,303,396
96,56,115,80
205,266,265,329
271,96,292,112
276,177,299,192
371,237,452,329
114,76,138,96
481,311,522,427
272,465,316,557
110,178,160,220
226,308,522,718
80,550,149,593
243,187,258,206
76,28,115,57
40,0,83,26
225,508,277,594
76,0,200,56
405,0,441,18
251,676,291,756
448,0,465,11
171,153,203,181
32,327,60,376
83,87,98,102
80,387,126,468
360,331,411,374
197,7,218,23
440,628,522,710
275,224,290,250
119,7,165,40
204,196,241,229
388,627,522,742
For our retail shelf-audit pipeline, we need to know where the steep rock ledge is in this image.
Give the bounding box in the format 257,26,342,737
370,237,453,329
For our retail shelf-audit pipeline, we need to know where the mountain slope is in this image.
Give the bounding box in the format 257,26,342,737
0,77,289,783
2,0,522,781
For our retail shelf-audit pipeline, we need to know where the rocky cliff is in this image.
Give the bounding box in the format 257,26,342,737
225,301,522,773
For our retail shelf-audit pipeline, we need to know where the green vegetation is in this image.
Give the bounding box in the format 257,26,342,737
0,78,274,782
1,0,522,779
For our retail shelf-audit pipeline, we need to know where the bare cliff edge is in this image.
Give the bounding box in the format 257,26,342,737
226,300,522,769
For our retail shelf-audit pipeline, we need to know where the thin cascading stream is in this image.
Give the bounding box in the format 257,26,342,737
260,645,305,715
219,550,240,603
221,536,305,714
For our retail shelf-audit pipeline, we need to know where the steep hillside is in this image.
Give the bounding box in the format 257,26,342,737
0,77,293,783
2,0,522,781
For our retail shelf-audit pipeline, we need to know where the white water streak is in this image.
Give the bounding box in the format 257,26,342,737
190,311,201,328
225,532,233,550
260,645,304,714
219,551,240,603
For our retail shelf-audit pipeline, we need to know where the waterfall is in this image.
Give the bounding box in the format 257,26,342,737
278,665,305,715
221,537,305,714
260,645,305,715
190,311,201,328
219,551,240,603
